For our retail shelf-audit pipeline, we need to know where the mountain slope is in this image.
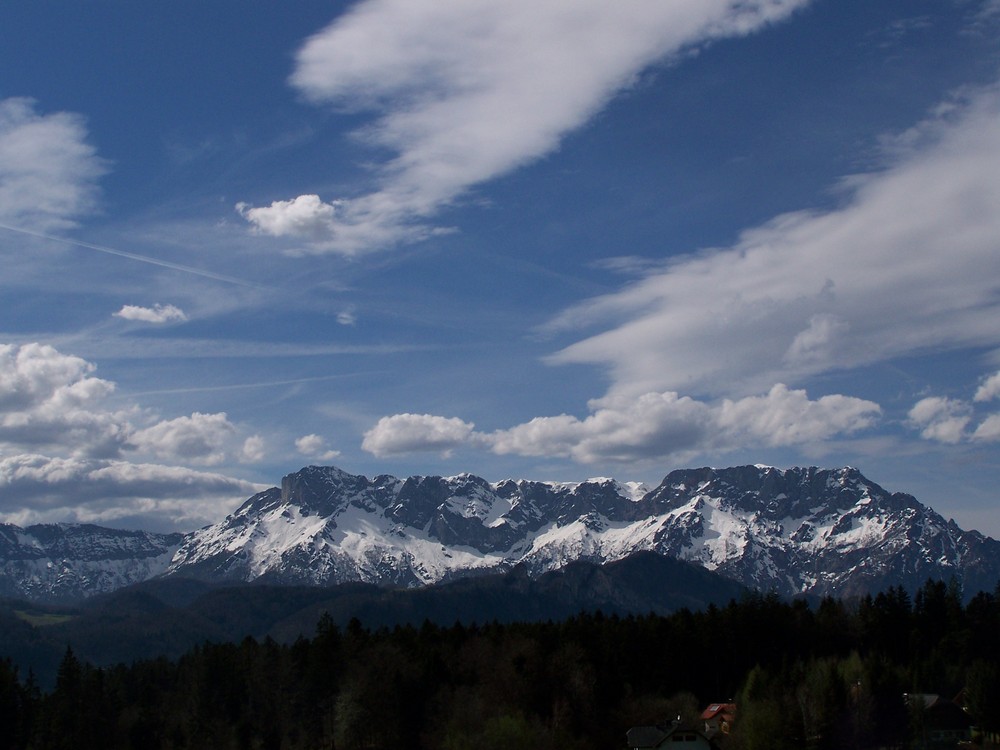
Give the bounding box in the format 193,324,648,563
633,465,1000,597
0,523,183,603
1,465,996,603
166,465,1000,599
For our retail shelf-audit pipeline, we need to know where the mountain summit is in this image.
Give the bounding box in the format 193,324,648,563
165,464,1000,599
2,465,998,603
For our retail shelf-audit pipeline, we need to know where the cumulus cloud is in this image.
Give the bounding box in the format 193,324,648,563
240,435,267,463
130,412,239,466
114,303,187,324
489,392,711,463
0,97,107,232
0,342,266,528
0,453,263,530
908,397,973,444
295,433,341,462
362,413,477,457
238,0,809,253
546,84,1000,399
364,385,879,464
0,342,131,458
907,371,1000,445
0,343,261,466
236,195,342,240
716,384,881,446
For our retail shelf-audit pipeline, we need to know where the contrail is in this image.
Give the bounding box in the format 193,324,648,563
0,221,263,289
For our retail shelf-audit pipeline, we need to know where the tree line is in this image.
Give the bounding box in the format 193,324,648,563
1,578,999,750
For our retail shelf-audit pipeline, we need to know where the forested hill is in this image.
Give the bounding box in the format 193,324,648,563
2,578,1000,750
0,552,746,685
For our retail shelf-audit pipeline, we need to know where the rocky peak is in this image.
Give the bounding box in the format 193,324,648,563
4,464,998,603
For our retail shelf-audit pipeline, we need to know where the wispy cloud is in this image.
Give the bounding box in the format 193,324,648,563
545,83,1000,399
238,0,809,254
0,97,107,232
0,221,263,288
974,371,1000,403
363,82,1000,467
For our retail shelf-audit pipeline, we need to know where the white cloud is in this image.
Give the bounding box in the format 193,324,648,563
354,82,1000,469
488,391,712,463
546,84,1000,399
240,0,809,253
0,97,107,232
1,343,254,465
906,371,1000,445
0,342,266,527
976,0,1000,21
236,194,342,240
974,371,1000,402
0,453,263,530
908,396,972,444
783,313,850,369
295,433,341,462
114,303,187,324
362,413,476,457
130,412,238,466
0,342,131,458
240,435,267,463
972,414,1000,442
366,385,879,464
337,307,357,326
715,384,881,446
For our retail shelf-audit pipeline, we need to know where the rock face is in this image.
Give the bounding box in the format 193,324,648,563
166,466,653,587
633,465,1000,598
165,465,1000,599
3,465,998,602
0,523,183,602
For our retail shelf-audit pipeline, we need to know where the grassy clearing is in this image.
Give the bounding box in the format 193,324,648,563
13,609,77,627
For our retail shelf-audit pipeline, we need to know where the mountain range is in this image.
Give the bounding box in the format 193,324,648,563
2,464,999,604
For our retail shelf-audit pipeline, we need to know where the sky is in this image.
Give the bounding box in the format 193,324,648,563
1,0,1000,536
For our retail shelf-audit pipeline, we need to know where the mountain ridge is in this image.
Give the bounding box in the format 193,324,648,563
2,464,998,603
0,522,183,603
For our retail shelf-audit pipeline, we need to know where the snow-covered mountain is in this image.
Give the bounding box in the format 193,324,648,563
166,464,1000,599
2,465,998,602
166,466,654,587
0,523,183,602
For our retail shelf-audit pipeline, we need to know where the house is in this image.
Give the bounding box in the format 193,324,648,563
627,720,720,750
904,693,973,748
699,703,736,737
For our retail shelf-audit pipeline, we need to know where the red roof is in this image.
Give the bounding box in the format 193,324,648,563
700,703,736,721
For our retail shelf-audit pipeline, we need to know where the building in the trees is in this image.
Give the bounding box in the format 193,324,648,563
627,720,720,750
904,693,973,748
699,703,736,737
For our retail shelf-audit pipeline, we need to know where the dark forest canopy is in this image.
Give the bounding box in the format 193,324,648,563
2,578,1000,750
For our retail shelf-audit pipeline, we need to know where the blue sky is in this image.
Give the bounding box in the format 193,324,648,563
2,0,1000,535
